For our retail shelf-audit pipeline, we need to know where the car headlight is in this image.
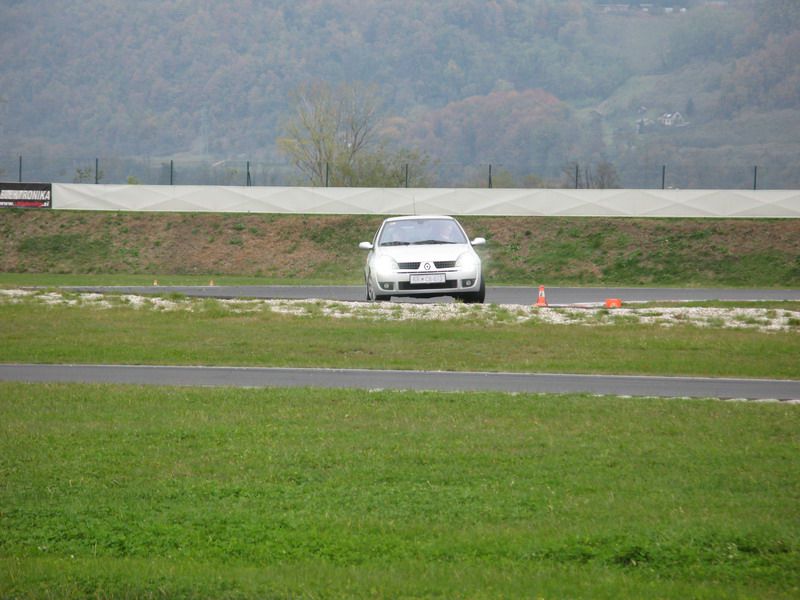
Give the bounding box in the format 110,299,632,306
373,255,399,274
456,252,480,269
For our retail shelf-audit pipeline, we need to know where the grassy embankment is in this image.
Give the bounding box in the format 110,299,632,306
2,210,799,287
1,383,798,598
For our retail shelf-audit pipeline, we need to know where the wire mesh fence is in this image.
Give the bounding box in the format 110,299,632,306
0,156,295,187
0,155,797,190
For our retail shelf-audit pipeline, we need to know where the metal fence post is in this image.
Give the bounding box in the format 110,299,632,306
170,160,174,185
247,161,251,186
753,165,758,190
488,164,493,189
661,165,666,190
575,163,579,189
95,158,99,184
18,156,22,183
404,163,409,188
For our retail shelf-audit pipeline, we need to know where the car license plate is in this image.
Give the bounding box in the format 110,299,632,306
410,273,446,285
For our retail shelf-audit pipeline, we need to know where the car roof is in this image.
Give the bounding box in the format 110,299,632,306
383,215,455,222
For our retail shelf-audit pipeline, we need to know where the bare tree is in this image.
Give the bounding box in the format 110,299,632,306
73,165,103,183
562,160,620,189
277,81,380,186
593,160,621,189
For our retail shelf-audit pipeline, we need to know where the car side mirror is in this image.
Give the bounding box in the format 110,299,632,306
359,242,373,250
471,237,486,246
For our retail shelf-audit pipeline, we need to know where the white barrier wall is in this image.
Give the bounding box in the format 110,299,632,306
52,184,800,218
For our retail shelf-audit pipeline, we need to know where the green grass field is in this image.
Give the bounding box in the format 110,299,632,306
2,217,799,599
1,298,799,379
1,383,798,598
0,272,302,287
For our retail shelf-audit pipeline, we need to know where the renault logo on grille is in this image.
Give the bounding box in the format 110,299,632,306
423,262,432,271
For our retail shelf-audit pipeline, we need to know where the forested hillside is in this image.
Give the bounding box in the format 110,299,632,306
1,0,798,188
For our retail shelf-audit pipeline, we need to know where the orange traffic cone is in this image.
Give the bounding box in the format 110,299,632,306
536,285,548,307
604,298,622,309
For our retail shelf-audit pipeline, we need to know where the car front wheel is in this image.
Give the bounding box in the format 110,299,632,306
461,279,486,304
365,274,389,302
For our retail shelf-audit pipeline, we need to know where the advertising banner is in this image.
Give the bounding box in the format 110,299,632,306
0,183,52,208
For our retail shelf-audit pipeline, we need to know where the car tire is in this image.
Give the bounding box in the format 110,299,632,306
461,279,486,304
366,275,390,302
365,276,375,301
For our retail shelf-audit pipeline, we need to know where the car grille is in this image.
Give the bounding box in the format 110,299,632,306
399,280,458,291
397,260,457,270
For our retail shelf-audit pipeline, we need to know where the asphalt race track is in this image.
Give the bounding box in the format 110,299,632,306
63,285,800,305
2,364,799,401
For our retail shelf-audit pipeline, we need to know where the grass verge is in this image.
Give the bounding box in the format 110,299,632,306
0,272,343,288
1,383,798,598
2,211,799,287
1,298,799,379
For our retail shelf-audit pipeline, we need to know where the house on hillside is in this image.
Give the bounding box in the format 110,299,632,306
657,112,687,127
596,3,689,15
637,110,690,133
600,3,630,13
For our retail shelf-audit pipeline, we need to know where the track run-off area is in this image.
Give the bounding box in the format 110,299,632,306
3,284,797,401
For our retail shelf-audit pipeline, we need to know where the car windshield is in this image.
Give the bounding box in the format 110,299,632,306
378,219,468,246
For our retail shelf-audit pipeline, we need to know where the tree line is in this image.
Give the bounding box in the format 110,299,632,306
2,0,798,188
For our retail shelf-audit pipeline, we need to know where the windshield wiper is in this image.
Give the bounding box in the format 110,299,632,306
412,240,456,245
380,241,410,246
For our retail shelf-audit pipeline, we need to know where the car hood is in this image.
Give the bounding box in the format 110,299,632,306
374,244,474,262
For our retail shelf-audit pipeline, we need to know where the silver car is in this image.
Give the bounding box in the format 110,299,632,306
359,215,486,303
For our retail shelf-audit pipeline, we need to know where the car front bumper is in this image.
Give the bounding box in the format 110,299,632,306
371,266,481,297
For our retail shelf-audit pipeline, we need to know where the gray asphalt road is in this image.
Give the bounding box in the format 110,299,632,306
2,364,798,401
62,285,800,305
